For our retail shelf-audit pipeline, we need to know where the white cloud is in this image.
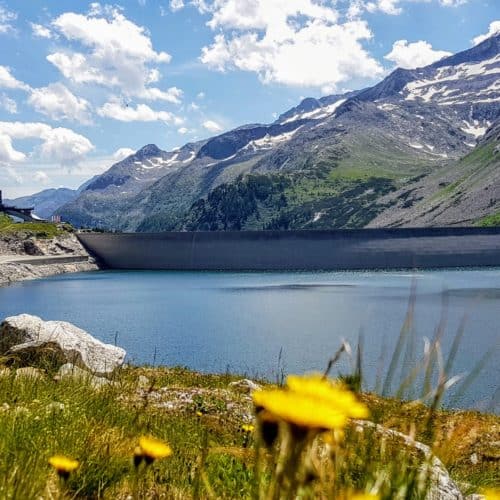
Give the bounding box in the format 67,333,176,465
0,121,94,167
203,120,223,132
170,0,185,11
384,40,452,69
366,0,402,15
198,1,382,90
0,66,30,91
0,94,17,114
0,6,16,34
197,91,205,99
472,20,500,46
47,5,180,103
34,170,50,184
348,0,468,17
0,133,25,163
113,147,135,161
28,83,92,124
97,100,179,122
177,126,189,134
30,22,53,39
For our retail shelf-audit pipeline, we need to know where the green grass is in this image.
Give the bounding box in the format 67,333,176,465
0,364,497,499
477,212,500,227
0,213,69,238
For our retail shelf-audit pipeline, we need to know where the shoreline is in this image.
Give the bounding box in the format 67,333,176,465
0,258,99,287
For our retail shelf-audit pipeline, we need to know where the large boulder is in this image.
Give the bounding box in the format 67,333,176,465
0,314,126,375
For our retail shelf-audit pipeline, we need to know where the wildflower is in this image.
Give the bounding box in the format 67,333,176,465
48,455,79,480
482,489,500,500
286,374,369,419
241,424,254,433
135,436,172,466
252,373,368,432
196,410,203,417
346,494,380,500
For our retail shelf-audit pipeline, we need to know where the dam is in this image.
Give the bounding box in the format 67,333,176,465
77,227,500,271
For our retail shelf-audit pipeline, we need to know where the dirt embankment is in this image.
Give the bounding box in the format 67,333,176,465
0,231,98,286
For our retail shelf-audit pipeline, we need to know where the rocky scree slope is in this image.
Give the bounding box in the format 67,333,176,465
57,34,500,231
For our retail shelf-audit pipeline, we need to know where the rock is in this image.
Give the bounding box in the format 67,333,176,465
229,379,261,394
137,375,150,389
470,452,479,464
353,420,464,500
56,363,110,389
15,367,45,380
0,314,126,376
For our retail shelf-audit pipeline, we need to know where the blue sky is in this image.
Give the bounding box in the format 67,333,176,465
0,0,498,197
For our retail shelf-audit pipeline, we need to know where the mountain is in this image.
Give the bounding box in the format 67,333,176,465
58,34,500,231
4,178,98,219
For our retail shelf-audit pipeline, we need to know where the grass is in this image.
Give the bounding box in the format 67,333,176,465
0,363,497,499
0,213,70,239
477,212,500,227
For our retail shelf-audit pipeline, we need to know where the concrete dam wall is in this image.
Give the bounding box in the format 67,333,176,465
77,228,500,271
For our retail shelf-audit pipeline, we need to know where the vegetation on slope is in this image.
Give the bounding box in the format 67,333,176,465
0,364,498,499
0,213,73,239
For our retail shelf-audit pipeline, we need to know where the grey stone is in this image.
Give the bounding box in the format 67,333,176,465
56,363,110,389
228,379,261,394
0,314,126,375
353,420,464,500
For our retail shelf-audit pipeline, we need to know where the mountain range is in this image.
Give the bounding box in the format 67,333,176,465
12,34,499,231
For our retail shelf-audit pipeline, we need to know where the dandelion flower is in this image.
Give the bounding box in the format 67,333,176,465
253,373,368,431
482,489,500,500
286,374,369,419
137,436,172,465
241,424,254,433
253,389,348,430
48,455,79,479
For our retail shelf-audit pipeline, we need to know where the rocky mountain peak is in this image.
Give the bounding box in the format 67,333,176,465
135,144,163,160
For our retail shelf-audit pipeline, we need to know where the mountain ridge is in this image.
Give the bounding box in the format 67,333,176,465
56,33,500,231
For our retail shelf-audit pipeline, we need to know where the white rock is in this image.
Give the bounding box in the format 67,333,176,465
0,314,126,376
228,379,261,394
15,367,45,380
56,363,110,389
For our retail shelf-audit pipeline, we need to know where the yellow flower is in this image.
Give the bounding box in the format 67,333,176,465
241,424,255,433
253,389,348,430
252,373,368,431
48,455,79,478
482,489,500,500
286,374,369,419
137,436,172,462
196,410,203,417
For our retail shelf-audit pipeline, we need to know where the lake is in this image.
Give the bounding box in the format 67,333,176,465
0,269,499,412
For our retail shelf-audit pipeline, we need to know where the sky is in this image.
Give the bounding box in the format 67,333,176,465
0,0,498,198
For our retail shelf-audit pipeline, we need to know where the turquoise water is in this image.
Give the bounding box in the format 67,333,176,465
0,269,498,411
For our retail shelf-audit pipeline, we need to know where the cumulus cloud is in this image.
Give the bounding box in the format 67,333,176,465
34,170,50,184
170,0,185,11
348,0,468,17
0,121,94,167
198,0,382,90
97,100,180,122
384,40,452,69
46,5,180,103
0,6,17,34
365,0,402,15
0,94,17,114
28,83,92,124
472,20,500,46
203,120,223,132
30,22,53,39
0,66,30,91
113,147,135,161
178,126,189,134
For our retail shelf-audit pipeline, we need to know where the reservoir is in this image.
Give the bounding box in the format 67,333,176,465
0,268,498,412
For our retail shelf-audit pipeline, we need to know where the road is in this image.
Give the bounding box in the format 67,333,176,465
0,254,90,265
